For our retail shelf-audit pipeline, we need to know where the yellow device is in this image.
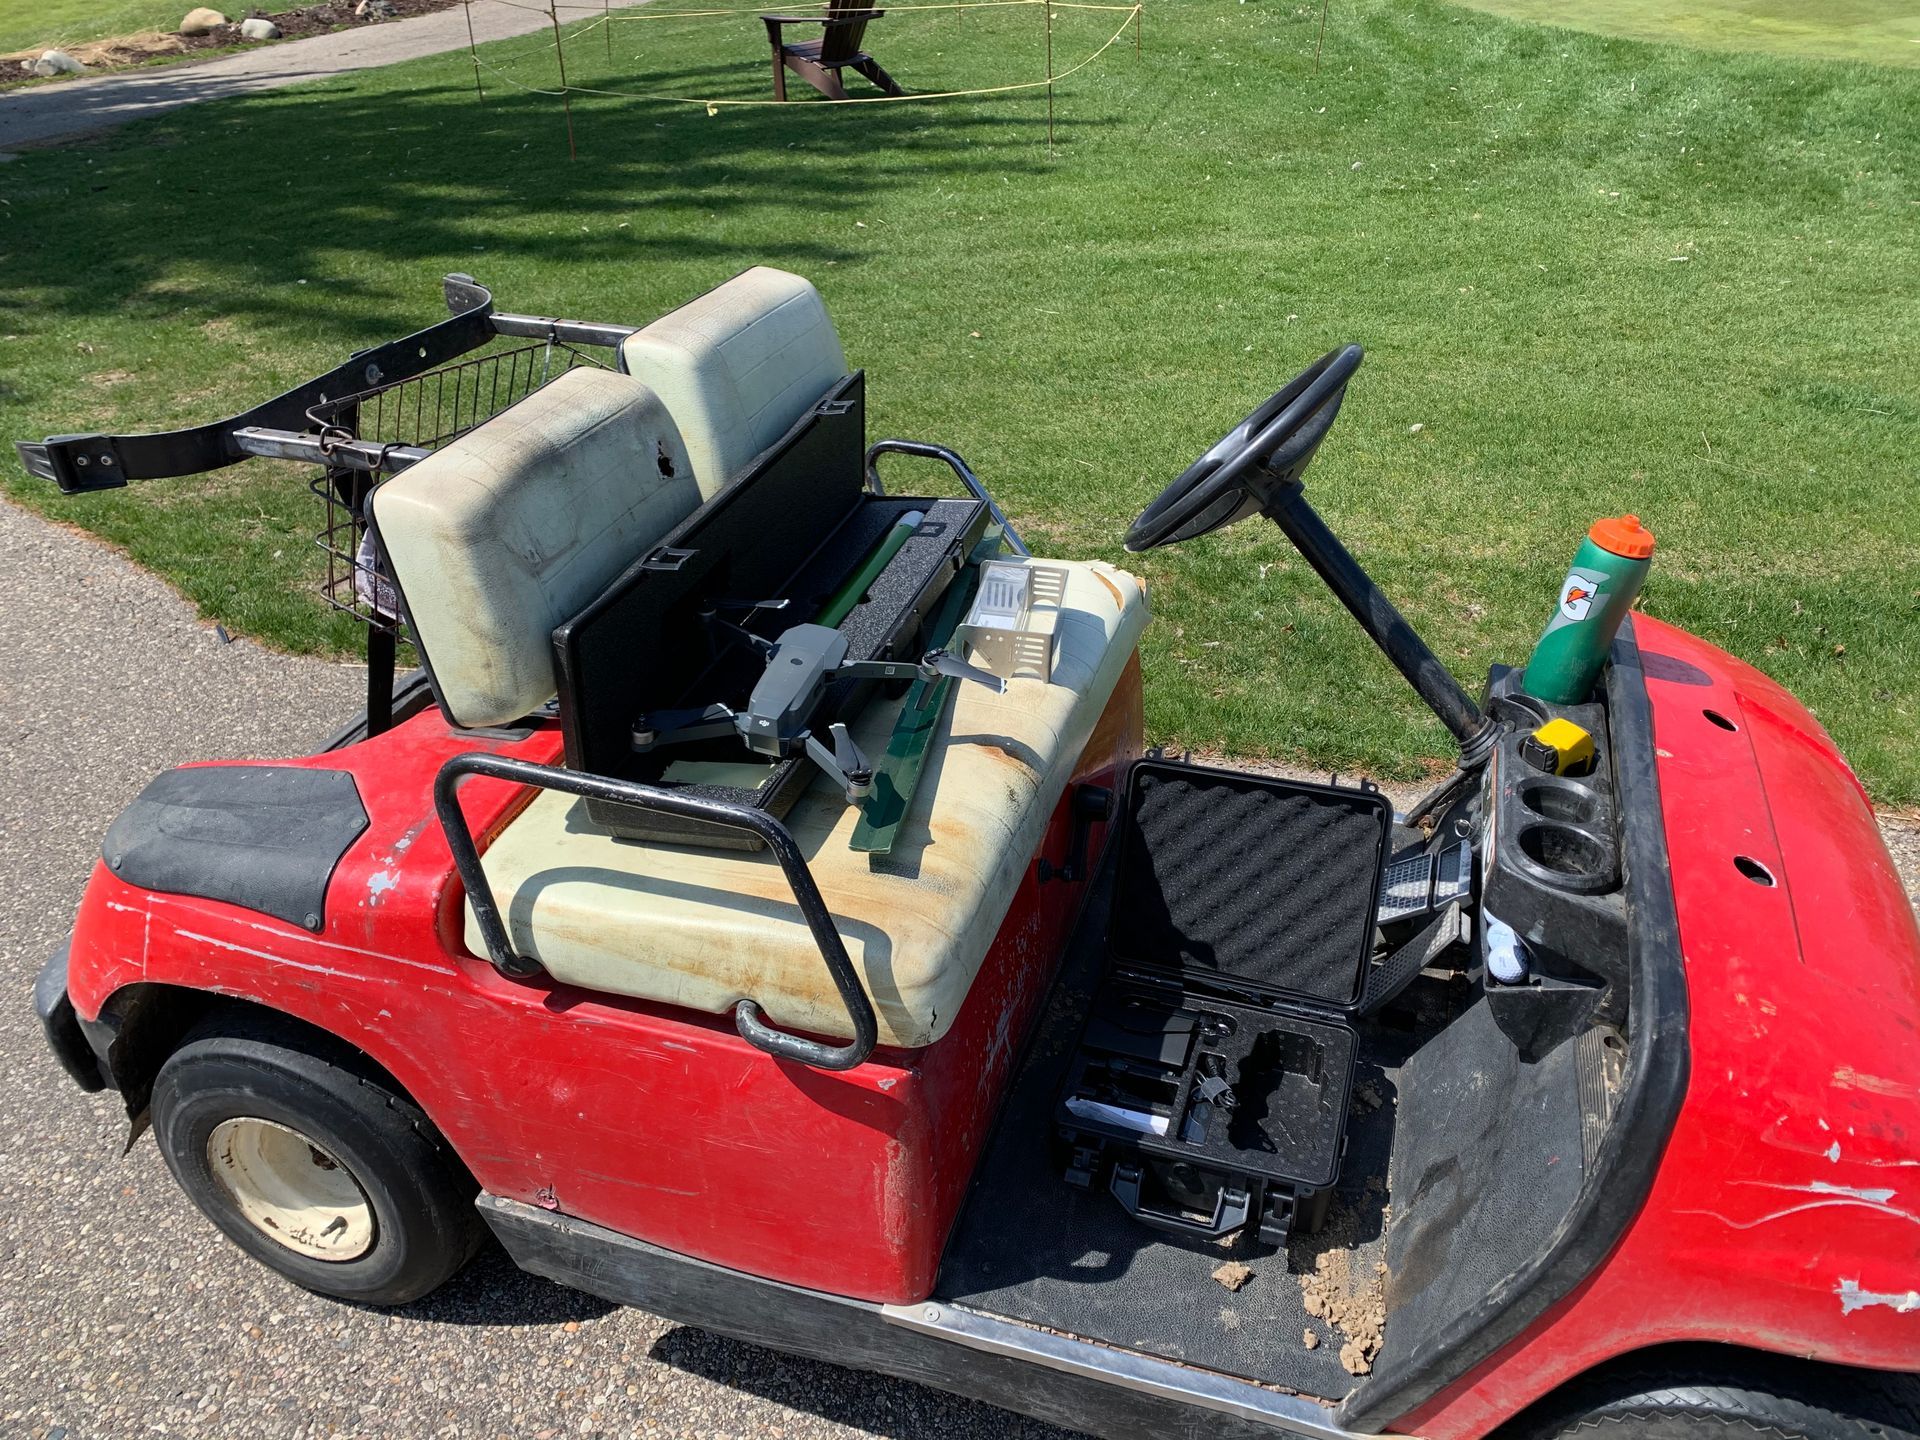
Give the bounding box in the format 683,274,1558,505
1519,718,1596,776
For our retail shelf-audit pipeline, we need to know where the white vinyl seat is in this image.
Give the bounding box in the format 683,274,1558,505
620,267,849,498
467,559,1150,1050
371,271,1151,1047
372,366,701,729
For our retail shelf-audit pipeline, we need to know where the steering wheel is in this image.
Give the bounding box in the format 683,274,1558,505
1125,344,1364,552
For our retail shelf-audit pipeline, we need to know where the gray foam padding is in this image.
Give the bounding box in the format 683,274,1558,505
1110,763,1389,1007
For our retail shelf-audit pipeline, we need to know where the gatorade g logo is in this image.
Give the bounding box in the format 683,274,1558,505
1559,571,1603,622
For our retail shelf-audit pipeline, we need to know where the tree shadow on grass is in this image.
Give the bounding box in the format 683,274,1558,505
0,62,1085,408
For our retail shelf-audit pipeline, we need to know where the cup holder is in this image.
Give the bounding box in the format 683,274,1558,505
1513,820,1616,894
1491,693,1550,728
1516,775,1602,826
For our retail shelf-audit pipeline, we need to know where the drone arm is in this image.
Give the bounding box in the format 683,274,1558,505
632,702,740,752
804,723,875,804
833,649,1008,695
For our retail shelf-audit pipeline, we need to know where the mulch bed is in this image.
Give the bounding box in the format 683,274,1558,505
6,0,463,83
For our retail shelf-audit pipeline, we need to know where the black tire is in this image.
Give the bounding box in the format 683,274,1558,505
150,1010,484,1306
1507,1348,1920,1440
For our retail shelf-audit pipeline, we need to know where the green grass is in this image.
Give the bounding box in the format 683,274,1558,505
3,0,1917,797
0,0,191,54
1445,0,1920,68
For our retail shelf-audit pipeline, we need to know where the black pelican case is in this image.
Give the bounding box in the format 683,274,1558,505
1055,759,1391,1251
552,371,987,849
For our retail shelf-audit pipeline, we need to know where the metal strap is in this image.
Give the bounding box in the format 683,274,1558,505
433,751,878,1071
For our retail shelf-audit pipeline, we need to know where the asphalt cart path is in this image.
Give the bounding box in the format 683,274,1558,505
0,0,641,152
0,496,1078,1440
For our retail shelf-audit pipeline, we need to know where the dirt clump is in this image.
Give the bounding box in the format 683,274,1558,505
1299,1250,1386,1376
1211,1260,1255,1292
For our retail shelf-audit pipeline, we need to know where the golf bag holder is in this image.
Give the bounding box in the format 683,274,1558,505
552,371,990,849
1056,760,1391,1251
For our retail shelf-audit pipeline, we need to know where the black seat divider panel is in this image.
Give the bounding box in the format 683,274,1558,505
552,371,988,848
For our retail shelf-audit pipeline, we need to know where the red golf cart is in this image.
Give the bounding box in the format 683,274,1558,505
22,270,1920,1440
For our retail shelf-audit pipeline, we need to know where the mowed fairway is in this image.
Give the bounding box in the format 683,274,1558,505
3,0,1916,796
1444,0,1920,68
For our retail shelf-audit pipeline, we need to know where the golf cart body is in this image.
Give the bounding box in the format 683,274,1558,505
25,272,1920,1440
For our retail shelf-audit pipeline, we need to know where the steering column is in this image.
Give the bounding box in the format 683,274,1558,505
1124,344,1501,769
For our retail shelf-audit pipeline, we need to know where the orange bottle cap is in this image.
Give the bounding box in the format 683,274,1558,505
1589,513,1655,560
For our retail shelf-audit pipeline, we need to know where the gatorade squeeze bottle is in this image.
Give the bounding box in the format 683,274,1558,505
1522,514,1656,705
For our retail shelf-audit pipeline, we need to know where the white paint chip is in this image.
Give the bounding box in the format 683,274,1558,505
1837,1279,1920,1315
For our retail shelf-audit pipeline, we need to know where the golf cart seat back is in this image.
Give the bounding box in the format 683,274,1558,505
372,366,702,730
467,559,1150,1050
619,267,849,498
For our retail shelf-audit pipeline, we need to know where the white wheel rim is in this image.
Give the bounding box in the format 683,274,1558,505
206,1117,375,1262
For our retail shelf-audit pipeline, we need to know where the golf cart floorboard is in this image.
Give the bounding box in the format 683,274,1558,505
935,856,1429,1402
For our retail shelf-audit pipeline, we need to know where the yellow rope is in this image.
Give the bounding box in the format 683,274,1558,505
468,0,1136,120
470,3,1134,107
526,0,1140,20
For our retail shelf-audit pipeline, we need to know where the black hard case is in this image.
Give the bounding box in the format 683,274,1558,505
1057,759,1391,1245
551,372,986,848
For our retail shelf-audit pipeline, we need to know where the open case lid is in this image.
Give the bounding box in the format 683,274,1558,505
1107,759,1391,1013
549,369,988,846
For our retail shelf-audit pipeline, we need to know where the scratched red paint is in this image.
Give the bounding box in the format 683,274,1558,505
66,683,1136,1306
1399,616,1920,1440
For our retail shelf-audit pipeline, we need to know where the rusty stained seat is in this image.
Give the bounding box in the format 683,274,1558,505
465,559,1149,1050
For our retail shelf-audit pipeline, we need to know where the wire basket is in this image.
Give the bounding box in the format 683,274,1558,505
307,340,612,632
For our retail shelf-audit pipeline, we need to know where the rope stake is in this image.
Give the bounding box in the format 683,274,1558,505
464,0,485,100
548,0,577,159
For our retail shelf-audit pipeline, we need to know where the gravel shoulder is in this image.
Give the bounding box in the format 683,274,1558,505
1,494,1913,1439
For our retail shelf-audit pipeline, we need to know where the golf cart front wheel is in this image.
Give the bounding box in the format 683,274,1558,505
1511,1350,1920,1440
151,1011,484,1306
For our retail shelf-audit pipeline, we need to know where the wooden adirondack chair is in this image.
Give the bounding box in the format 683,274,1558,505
762,0,903,101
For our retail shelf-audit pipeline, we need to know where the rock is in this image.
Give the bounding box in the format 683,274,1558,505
1303,1328,1319,1350
238,16,280,37
180,7,228,33
30,48,86,75
1210,1261,1255,1292
354,0,397,16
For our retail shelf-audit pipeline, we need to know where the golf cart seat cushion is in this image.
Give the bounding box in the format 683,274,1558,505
372,367,700,729
620,267,848,499
467,559,1149,1050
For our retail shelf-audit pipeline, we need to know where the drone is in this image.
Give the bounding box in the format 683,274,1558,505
630,599,1007,807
